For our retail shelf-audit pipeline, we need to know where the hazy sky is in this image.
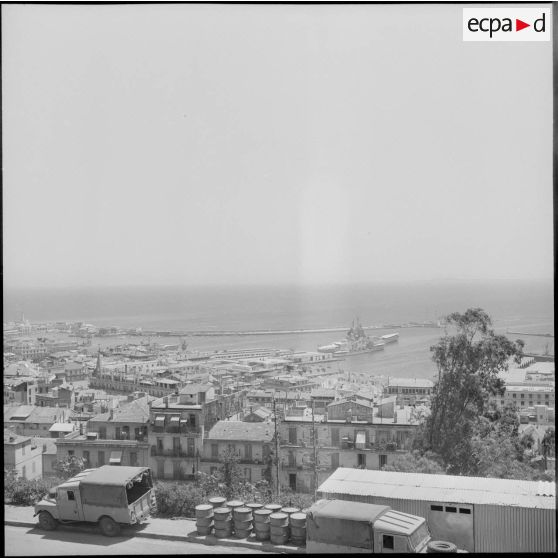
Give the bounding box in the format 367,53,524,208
2,3,553,288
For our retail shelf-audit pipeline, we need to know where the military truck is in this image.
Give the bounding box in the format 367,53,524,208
34,465,155,536
306,499,457,553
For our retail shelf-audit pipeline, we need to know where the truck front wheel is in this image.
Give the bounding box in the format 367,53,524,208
99,516,121,537
38,511,58,531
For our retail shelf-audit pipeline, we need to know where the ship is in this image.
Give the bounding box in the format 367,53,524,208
317,318,386,356
380,332,399,344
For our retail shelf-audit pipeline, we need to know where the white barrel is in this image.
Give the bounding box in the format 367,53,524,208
270,532,290,545
195,504,214,519
253,509,272,524
255,530,270,541
196,525,213,536
280,506,300,517
245,502,263,512
233,518,253,531
289,512,306,527
264,503,282,513
195,516,214,527
209,496,226,508
269,512,289,527
234,527,253,539
213,507,232,520
233,507,253,522
290,525,306,538
214,518,233,530
226,500,245,510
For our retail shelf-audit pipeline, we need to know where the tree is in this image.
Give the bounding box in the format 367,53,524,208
54,456,86,480
541,427,555,470
382,451,446,475
423,308,524,475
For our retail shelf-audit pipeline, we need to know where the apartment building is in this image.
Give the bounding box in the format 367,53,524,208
277,397,418,493
4,429,43,480
384,378,434,405
200,421,273,484
148,389,206,480
4,405,70,437
54,394,151,467
492,385,555,409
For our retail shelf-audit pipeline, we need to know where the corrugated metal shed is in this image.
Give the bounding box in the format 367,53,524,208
318,468,556,553
318,468,555,509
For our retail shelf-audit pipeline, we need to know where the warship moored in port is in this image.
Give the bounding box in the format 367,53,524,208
317,319,387,356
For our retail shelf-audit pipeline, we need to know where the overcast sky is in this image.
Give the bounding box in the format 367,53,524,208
2,3,553,288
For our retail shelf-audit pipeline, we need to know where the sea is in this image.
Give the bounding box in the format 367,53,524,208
3,281,554,381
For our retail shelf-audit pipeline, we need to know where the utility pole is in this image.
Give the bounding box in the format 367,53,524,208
311,400,318,501
273,395,280,497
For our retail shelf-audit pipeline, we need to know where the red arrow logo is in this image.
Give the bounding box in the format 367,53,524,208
516,19,530,31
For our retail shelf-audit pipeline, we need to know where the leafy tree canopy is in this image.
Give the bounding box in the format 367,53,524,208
422,308,524,475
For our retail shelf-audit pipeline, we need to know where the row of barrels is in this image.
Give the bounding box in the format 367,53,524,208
195,497,307,545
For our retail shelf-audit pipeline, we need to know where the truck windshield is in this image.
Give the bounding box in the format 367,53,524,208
126,470,152,504
409,523,430,551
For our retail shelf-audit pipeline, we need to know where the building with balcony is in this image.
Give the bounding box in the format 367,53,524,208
54,394,152,468
383,378,434,405
148,390,205,481
200,421,273,484
55,430,150,468
277,398,419,493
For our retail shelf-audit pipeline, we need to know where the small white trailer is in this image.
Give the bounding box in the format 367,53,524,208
317,468,556,553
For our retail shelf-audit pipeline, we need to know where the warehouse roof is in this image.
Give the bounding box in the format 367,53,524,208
317,468,556,509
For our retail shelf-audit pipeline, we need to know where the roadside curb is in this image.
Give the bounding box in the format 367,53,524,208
5,519,305,554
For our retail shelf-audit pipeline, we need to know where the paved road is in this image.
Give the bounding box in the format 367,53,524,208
4,525,274,555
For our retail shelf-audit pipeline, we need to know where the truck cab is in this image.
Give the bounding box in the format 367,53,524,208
306,499,432,553
34,466,155,536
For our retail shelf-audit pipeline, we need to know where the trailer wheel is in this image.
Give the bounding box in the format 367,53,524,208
38,511,58,531
427,540,458,553
99,516,121,537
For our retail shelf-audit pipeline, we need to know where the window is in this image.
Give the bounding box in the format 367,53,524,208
98,451,105,465
331,453,339,469
67,491,75,501
187,437,195,457
459,508,471,514
189,414,196,428
21,446,26,456
211,443,218,458
245,444,252,461
445,506,457,513
289,427,297,445
68,450,74,456
379,454,387,469
430,505,443,511
357,453,366,468
382,535,394,550
22,466,26,478
83,450,90,463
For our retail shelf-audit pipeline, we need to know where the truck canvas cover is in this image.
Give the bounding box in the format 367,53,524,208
307,499,390,549
79,466,150,508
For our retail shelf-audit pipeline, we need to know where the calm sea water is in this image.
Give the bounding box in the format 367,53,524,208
3,282,554,379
